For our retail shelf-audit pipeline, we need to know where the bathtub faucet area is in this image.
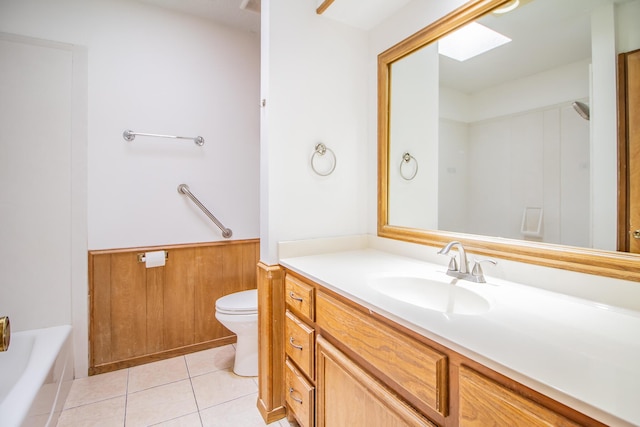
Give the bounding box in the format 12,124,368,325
1,316,9,352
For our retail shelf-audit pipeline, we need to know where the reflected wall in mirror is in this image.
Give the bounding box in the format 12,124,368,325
378,0,640,281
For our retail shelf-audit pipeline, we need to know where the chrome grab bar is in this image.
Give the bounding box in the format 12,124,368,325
177,184,232,238
123,129,204,146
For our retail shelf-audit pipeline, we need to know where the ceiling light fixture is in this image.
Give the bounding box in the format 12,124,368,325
493,0,520,14
438,22,512,62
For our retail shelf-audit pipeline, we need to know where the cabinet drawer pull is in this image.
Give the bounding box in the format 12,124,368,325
289,387,303,404
289,337,304,350
289,292,304,302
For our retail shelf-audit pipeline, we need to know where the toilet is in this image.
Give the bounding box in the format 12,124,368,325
214,289,258,377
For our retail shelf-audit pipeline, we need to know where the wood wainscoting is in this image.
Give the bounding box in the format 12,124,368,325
89,239,259,375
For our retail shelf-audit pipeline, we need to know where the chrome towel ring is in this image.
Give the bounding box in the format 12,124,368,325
400,152,418,180
311,143,336,176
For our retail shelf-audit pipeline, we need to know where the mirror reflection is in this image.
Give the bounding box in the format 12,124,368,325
387,0,638,252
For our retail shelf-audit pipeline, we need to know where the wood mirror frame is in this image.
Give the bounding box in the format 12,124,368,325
377,0,640,282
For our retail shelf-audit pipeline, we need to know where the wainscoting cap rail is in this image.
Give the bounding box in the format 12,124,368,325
177,184,232,238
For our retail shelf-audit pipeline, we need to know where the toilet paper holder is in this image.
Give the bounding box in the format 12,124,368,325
137,251,169,263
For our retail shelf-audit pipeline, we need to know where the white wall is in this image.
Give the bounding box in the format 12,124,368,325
438,118,469,233
0,0,260,377
0,34,82,335
437,57,591,245
590,4,618,251
468,59,591,123
0,0,260,251
460,104,590,245
388,44,439,230
260,0,369,265
617,0,640,54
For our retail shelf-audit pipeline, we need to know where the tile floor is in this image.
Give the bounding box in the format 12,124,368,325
57,344,296,427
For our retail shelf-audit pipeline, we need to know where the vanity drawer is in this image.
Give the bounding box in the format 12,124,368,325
316,291,448,417
285,274,315,321
285,310,315,379
285,358,315,427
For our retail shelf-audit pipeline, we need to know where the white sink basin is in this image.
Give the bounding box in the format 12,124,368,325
369,276,490,315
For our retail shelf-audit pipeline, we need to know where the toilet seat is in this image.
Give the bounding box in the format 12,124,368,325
215,289,257,315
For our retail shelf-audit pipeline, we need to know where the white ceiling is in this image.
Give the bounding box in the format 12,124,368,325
135,0,261,33
439,0,632,93
132,0,631,93
318,0,414,30
319,0,632,93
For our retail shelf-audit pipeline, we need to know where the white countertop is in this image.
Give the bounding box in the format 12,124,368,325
280,248,640,427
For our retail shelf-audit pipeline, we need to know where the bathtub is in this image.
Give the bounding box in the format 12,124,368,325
0,325,73,427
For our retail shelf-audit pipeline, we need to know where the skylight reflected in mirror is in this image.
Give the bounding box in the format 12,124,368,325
438,22,512,61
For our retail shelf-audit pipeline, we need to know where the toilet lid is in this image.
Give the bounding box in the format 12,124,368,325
216,289,258,314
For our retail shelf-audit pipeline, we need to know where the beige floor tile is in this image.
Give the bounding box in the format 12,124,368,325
128,355,189,393
57,396,125,427
185,345,235,377
191,369,258,410
199,393,268,427
21,412,50,427
125,379,198,427
63,369,128,409
151,411,202,426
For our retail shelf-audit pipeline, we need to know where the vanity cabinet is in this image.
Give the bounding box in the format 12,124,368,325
285,310,315,378
458,366,581,427
285,274,315,322
283,274,317,427
285,359,315,427
316,291,448,418
280,270,606,427
316,335,436,427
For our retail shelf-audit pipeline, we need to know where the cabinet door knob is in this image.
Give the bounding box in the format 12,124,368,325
289,292,304,302
289,337,303,350
289,387,303,404
633,229,640,239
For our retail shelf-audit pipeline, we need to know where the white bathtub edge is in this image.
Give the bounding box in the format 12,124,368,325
0,325,72,427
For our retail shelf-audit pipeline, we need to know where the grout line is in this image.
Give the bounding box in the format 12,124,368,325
126,377,193,396
147,411,202,426
195,390,259,413
60,394,127,411
123,367,130,426
185,355,205,427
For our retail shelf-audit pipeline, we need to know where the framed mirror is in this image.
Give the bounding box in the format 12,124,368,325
378,0,640,281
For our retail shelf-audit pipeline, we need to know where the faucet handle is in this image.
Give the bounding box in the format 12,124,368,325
471,258,497,283
446,255,458,272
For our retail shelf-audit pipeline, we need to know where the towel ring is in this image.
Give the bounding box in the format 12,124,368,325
311,143,336,176
400,152,418,180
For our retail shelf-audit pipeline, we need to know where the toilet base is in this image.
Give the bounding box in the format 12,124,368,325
233,334,258,377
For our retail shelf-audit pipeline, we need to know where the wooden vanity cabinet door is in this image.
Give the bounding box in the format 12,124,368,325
285,358,315,427
285,310,315,379
316,291,448,417
285,274,315,321
317,336,436,427
459,366,581,427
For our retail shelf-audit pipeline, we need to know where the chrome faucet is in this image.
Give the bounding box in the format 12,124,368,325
437,241,496,283
438,241,469,274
